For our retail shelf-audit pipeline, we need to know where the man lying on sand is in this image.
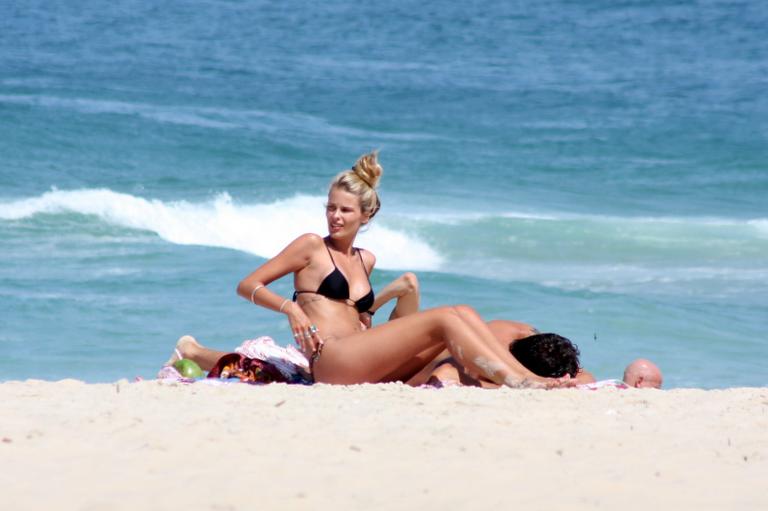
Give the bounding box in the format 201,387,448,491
406,324,592,387
414,325,663,389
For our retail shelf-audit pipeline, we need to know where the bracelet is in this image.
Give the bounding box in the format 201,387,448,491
278,299,290,313
250,285,264,304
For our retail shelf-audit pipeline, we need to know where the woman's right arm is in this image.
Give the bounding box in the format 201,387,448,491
236,233,323,351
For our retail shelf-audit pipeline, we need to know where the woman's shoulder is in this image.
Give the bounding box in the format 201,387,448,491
291,233,326,248
277,233,326,264
356,246,376,270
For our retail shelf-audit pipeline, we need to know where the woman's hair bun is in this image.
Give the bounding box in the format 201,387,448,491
328,150,383,220
351,151,382,190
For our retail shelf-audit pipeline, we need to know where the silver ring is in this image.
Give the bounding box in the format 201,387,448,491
293,332,301,338
303,331,311,339
309,325,318,334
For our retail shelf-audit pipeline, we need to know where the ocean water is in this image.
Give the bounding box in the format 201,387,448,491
1,0,766,388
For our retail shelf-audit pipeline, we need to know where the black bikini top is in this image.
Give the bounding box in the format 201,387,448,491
293,241,375,313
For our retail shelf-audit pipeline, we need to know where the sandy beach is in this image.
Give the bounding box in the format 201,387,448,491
2,380,766,510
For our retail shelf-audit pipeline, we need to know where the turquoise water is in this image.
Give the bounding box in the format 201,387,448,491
1,1,766,387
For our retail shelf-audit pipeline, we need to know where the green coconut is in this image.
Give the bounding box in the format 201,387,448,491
173,359,205,378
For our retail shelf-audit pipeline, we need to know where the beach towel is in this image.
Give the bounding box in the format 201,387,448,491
158,337,312,384
576,379,629,390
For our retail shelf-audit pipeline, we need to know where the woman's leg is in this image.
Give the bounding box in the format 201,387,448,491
378,343,446,383
408,319,539,387
451,305,544,381
164,335,229,372
374,272,436,382
381,279,536,384
312,306,549,387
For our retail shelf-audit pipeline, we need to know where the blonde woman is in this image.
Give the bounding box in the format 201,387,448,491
177,152,567,388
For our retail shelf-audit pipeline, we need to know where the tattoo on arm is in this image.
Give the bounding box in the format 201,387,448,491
297,296,324,306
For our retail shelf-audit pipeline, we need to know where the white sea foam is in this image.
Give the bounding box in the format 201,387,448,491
748,219,768,237
404,210,559,224
450,259,768,297
393,207,768,294
406,207,764,229
0,189,443,271
536,265,768,291
2,189,764,287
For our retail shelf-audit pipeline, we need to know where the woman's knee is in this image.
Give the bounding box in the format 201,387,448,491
430,306,466,336
178,335,200,352
418,306,458,334
431,305,460,318
452,304,482,320
401,272,419,294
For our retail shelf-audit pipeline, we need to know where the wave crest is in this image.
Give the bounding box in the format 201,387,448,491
0,189,443,271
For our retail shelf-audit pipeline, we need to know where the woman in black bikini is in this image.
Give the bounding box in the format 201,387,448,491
175,152,568,388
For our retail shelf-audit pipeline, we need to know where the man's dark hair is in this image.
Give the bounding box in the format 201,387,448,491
510,333,581,378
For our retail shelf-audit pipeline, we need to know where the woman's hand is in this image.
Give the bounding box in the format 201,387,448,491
284,302,323,354
359,311,373,329
519,373,577,390
544,374,579,389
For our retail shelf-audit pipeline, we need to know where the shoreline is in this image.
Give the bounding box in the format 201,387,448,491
3,380,767,510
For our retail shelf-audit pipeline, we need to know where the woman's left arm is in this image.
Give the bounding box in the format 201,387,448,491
358,249,377,328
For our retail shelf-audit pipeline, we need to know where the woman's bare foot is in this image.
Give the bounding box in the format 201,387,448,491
163,335,202,366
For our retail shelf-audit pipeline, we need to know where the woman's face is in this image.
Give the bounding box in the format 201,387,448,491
326,186,368,239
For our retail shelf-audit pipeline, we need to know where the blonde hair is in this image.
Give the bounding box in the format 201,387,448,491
329,151,382,220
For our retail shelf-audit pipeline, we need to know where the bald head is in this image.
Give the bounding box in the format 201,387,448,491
623,358,663,389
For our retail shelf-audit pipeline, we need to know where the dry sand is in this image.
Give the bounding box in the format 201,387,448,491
2,380,767,510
